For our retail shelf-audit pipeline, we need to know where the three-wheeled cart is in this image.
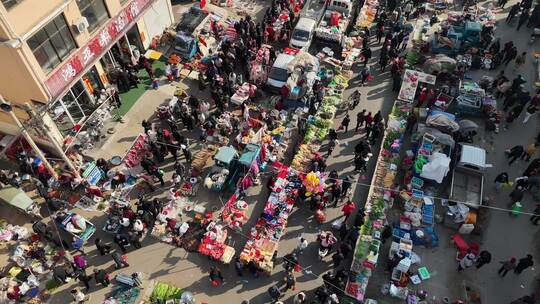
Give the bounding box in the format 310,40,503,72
204,146,239,191
54,211,96,242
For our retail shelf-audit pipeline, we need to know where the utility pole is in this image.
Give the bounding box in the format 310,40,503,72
0,96,58,179
24,103,82,180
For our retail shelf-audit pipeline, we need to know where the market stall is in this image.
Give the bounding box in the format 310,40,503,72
239,165,300,273
197,222,235,263
346,101,409,302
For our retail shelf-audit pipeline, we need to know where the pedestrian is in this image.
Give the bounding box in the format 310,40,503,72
498,257,516,277
293,291,307,304
523,104,539,124
341,200,355,222
522,143,538,161
209,266,224,285
234,257,244,276
340,114,351,133
339,241,353,257
354,153,367,172
514,52,527,69
517,10,530,30
494,172,509,192
341,175,354,198
332,249,345,269
406,112,417,134
296,237,308,254
529,204,540,225
93,269,110,287
182,146,192,164
94,238,111,256
506,4,520,23
350,89,361,109
327,138,338,157
515,254,534,274
114,234,130,253
376,25,384,44
73,254,87,270
71,288,89,303
498,0,508,8
361,47,372,66
129,231,142,249
507,145,525,164
111,252,129,269
72,237,85,255
142,120,151,133
510,185,525,205
330,183,342,207
458,249,476,271
360,66,371,85
268,285,282,301
370,123,382,145
475,250,492,269
283,271,296,291
364,112,373,127
379,52,389,71
76,270,92,292
353,110,366,133
503,46,518,65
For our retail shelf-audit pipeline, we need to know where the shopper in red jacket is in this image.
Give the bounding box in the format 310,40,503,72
341,201,355,222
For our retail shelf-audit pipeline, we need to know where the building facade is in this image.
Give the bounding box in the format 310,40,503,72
0,0,174,149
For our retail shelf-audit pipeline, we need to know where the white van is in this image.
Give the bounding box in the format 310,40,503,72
290,18,317,50
266,53,295,93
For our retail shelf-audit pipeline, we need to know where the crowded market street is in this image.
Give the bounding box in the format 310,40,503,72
0,0,539,303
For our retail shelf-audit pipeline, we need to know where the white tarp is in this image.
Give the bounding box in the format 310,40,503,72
420,152,451,183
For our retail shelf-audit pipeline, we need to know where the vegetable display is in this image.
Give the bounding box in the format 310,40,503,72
150,282,183,302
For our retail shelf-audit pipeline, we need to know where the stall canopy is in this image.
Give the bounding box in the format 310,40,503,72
214,146,238,166
418,128,455,150
239,144,261,166
0,186,33,211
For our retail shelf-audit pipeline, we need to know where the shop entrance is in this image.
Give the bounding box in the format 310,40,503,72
125,25,144,55
48,81,93,135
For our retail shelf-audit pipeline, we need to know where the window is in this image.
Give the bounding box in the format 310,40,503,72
1,0,21,10
76,0,109,33
120,0,129,5
28,14,76,73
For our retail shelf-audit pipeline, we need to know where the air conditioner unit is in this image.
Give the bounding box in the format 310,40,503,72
73,17,89,34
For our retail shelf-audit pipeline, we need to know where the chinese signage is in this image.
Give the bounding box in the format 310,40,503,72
45,0,153,98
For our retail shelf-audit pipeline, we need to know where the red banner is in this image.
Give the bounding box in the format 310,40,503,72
45,0,153,98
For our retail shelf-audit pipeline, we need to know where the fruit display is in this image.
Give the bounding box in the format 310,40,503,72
291,144,320,171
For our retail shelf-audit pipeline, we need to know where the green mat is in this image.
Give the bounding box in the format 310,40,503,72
117,59,166,116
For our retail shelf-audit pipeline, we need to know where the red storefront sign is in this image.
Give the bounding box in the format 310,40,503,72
45,0,153,98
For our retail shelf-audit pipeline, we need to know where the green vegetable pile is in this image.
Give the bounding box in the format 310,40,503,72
150,282,183,303
406,51,424,66
383,130,401,150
